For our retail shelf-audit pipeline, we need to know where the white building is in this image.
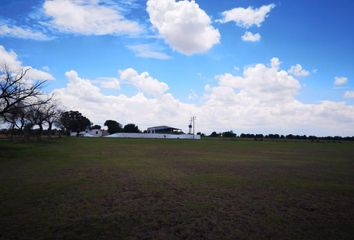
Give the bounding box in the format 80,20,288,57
105,133,200,140
70,129,108,137
147,126,182,134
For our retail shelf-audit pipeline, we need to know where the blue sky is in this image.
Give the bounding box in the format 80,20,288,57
1,0,354,135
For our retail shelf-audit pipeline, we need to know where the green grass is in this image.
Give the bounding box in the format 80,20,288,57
1,138,354,239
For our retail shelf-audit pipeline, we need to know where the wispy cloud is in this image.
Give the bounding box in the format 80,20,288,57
42,0,142,36
0,23,52,41
127,44,170,60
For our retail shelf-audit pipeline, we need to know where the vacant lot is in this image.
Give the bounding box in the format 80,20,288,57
0,138,354,240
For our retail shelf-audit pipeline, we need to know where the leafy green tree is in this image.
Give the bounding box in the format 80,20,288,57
209,131,220,137
123,123,140,133
59,111,91,134
222,131,236,138
104,120,122,134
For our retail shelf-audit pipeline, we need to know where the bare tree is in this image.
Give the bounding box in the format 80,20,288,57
25,105,41,136
23,98,62,138
2,103,28,138
43,102,62,137
0,65,49,118
26,104,48,137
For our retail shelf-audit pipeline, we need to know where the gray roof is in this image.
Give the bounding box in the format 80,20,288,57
147,126,181,131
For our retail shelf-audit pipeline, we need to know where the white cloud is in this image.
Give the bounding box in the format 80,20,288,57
334,76,348,86
119,68,169,96
0,45,54,81
241,31,261,42
198,59,354,135
344,90,354,98
0,46,21,68
288,64,310,77
146,0,220,55
43,0,142,35
53,59,354,136
97,77,120,89
26,68,55,81
127,44,170,60
218,4,275,28
215,58,300,103
0,23,51,41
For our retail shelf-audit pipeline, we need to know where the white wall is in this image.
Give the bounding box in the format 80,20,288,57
70,131,77,137
105,133,201,140
87,129,102,137
70,130,102,137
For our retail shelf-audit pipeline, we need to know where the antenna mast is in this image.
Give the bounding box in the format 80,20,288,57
192,116,196,136
188,118,192,134
188,116,196,136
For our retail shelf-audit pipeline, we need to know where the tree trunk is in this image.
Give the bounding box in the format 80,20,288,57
48,122,53,138
37,123,43,141
10,123,15,141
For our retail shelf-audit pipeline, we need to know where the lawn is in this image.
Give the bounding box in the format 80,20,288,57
1,138,354,240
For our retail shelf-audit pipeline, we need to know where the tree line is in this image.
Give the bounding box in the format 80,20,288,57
204,131,354,142
0,65,59,139
59,112,141,135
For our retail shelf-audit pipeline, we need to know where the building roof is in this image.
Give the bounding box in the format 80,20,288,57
147,126,181,131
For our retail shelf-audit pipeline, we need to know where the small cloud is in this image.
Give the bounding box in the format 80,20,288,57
218,4,275,28
334,76,348,86
344,90,354,98
271,57,281,69
233,66,240,72
188,90,199,100
42,66,50,71
97,77,120,89
127,44,171,60
241,31,261,42
288,64,310,77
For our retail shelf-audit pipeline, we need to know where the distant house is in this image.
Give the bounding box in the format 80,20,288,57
87,129,103,137
70,131,82,137
147,126,183,134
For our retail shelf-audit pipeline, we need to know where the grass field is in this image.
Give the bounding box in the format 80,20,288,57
1,138,354,240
